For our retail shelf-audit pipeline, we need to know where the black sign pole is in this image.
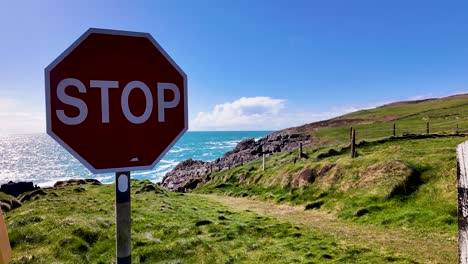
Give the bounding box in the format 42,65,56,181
116,171,131,263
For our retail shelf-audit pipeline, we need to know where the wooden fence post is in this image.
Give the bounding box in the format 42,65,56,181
0,207,12,264
262,154,265,171
299,143,303,159
350,128,356,158
393,122,396,137
457,141,468,264
426,122,430,134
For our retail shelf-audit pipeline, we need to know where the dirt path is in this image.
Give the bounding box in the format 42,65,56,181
198,194,457,264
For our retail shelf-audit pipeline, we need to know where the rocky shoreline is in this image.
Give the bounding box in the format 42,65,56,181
0,179,102,212
160,130,310,192
0,131,310,211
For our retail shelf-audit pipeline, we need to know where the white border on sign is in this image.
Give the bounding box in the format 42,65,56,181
45,28,188,174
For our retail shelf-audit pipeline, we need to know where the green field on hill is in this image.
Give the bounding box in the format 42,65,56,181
301,94,468,145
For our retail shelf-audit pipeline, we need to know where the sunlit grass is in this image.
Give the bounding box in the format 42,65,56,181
195,136,465,234
3,180,414,263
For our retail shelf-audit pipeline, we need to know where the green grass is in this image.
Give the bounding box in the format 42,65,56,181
195,136,465,235
2,180,415,263
309,94,468,145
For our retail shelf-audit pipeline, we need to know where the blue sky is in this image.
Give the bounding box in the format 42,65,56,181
0,0,467,133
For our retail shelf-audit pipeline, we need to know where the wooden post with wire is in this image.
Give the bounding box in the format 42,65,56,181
262,154,265,171
0,207,12,264
350,128,356,158
457,141,468,264
299,143,303,159
426,122,430,134
393,122,396,137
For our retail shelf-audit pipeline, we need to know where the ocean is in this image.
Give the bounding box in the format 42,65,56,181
0,131,271,187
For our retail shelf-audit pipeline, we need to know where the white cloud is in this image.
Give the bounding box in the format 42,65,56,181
190,96,368,131
0,97,44,135
191,97,286,130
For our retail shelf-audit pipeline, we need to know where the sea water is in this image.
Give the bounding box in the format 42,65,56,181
0,131,271,187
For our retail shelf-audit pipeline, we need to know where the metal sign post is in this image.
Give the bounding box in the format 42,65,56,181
116,172,131,263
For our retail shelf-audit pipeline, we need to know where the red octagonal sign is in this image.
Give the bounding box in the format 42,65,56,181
45,28,187,173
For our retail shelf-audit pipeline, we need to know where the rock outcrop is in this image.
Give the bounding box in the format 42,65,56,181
54,178,102,187
0,181,39,197
0,178,103,212
0,194,22,212
161,131,310,192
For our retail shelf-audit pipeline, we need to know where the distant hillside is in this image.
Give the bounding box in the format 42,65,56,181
284,93,468,145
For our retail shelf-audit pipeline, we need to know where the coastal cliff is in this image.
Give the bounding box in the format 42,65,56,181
161,130,310,192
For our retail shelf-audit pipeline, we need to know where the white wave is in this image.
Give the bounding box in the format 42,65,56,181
159,159,177,164
37,177,82,188
224,140,239,145
169,147,189,153
132,171,155,176
95,175,114,184
207,146,231,150
155,164,174,172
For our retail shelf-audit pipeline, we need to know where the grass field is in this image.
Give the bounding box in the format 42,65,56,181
2,181,419,263
195,135,465,235
308,94,468,145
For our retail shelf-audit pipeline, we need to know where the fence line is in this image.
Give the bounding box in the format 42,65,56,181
351,121,464,141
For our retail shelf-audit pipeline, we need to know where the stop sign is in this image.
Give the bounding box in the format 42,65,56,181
45,28,187,173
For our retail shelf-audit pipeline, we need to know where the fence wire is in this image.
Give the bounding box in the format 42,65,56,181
318,121,465,158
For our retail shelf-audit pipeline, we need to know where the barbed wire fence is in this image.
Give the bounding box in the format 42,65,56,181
346,120,465,158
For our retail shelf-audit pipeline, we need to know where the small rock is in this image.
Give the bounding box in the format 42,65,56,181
54,179,101,187
18,189,47,203
195,220,212,226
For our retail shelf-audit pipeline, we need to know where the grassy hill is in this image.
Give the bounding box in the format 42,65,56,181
289,93,468,146
2,94,468,263
194,135,463,234
2,181,418,263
